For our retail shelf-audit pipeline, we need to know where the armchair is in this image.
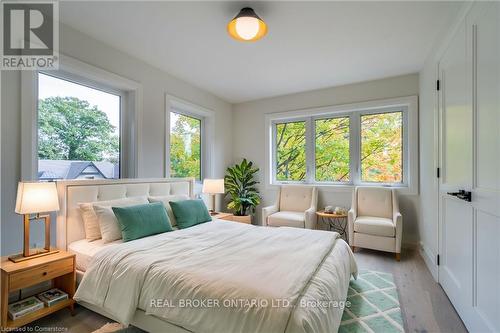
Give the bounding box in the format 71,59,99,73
262,186,317,229
348,187,402,261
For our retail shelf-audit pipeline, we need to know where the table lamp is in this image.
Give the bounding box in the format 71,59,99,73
202,179,224,215
9,182,60,262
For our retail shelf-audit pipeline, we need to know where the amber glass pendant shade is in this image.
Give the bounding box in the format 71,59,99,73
227,7,267,42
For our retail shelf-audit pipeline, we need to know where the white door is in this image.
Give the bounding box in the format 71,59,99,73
438,19,474,324
439,16,473,318
438,2,500,332
468,2,500,331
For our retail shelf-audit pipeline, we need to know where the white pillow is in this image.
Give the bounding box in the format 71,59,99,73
148,195,189,227
93,206,122,243
79,203,102,241
78,197,148,241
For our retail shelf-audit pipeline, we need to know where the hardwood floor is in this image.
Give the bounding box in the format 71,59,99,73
24,248,467,333
354,247,467,333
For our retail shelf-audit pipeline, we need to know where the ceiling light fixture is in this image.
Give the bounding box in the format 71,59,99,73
227,7,267,42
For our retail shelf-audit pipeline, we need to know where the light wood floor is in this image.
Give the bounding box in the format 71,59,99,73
354,247,467,333
25,248,467,333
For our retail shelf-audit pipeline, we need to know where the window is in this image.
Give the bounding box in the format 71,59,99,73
165,95,214,183
315,116,350,182
361,112,403,183
267,97,417,192
169,111,202,180
37,72,122,180
275,121,306,181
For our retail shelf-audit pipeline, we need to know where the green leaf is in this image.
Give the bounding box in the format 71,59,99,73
224,158,261,216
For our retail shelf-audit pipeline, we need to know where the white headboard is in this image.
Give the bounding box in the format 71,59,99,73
56,178,194,250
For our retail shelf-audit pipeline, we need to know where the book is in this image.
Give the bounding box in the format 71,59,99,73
37,288,69,307
8,296,44,320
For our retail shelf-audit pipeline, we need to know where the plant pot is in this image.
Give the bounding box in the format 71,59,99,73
230,215,252,224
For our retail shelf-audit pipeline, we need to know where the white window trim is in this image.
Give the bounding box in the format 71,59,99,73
21,54,143,180
165,94,215,180
265,96,419,195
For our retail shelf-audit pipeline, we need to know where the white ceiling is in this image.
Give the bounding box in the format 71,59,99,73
60,1,462,103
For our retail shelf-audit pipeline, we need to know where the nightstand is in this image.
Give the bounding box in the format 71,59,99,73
212,213,252,224
1,251,76,329
211,212,233,220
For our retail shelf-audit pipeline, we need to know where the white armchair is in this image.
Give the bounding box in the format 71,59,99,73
348,187,403,261
262,186,318,229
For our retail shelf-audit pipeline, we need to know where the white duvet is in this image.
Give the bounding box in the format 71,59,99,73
74,220,357,333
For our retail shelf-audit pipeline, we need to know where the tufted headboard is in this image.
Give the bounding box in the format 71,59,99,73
56,178,194,250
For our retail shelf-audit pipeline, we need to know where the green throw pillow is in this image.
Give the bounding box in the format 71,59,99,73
112,202,173,241
169,199,212,229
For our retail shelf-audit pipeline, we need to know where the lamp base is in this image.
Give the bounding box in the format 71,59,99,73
8,248,59,263
10,213,56,263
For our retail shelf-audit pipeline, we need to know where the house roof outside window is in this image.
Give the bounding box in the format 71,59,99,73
38,160,119,180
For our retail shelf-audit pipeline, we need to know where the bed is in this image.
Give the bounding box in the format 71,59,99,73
68,238,122,273
56,178,357,333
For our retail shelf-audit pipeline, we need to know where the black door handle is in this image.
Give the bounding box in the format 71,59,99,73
447,190,471,202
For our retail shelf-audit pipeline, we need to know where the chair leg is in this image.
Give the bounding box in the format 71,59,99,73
395,253,400,261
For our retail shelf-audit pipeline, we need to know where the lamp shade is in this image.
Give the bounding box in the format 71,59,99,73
227,7,267,42
15,182,59,214
202,179,225,194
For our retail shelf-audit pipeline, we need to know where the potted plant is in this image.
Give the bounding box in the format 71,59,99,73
224,159,261,223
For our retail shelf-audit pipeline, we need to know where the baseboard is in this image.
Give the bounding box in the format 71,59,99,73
402,240,418,250
419,241,438,281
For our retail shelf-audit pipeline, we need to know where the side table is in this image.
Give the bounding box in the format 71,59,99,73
316,211,348,243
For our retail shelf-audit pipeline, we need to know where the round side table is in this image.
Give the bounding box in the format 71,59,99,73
316,211,348,242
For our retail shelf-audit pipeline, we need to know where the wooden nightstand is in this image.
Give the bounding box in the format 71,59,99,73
1,251,76,329
212,213,252,224
211,212,233,220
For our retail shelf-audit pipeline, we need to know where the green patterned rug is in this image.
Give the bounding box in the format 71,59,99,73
339,270,404,333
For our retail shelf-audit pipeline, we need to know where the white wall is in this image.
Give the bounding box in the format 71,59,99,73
232,74,421,245
0,24,233,255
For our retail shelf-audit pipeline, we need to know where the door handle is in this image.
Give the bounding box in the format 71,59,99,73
447,190,471,202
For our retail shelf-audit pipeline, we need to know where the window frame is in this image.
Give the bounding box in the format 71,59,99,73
21,54,142,180
165,95,215,182
266,96,418,195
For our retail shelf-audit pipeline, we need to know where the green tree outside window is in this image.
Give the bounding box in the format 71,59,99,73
38,96,119,164
170,112,202,180
361,112,403,183
275,121,306,181
274,111,403,184
315,117,350,182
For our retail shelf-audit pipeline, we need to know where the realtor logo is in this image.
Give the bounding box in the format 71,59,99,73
1,1,59,69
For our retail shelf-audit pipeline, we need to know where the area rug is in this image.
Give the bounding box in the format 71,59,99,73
339,270,404,333
92,323,145,333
